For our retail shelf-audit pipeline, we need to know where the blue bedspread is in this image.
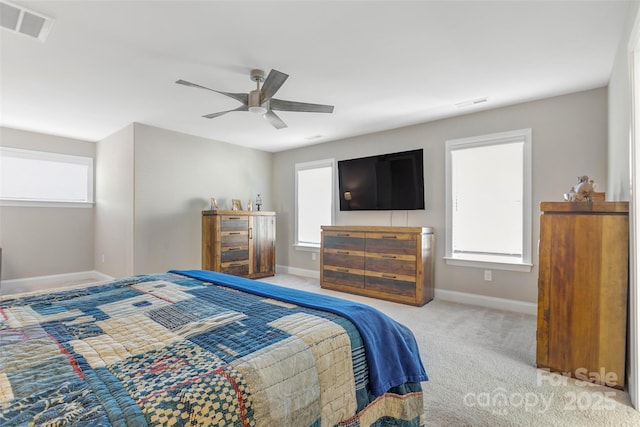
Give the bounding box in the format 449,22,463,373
170,269,428,396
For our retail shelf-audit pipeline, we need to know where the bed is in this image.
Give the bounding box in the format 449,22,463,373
0,270,427,426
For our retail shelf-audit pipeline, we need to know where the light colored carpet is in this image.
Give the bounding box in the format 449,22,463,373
260,274,640,427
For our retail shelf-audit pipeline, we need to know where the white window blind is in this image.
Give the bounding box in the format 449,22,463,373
0,147,94,206
445,129,532,271
295,159,334,246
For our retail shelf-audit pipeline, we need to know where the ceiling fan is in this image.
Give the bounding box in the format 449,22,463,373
176,69,334,129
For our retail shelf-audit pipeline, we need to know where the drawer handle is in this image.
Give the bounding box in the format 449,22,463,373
230,262,244,267
336,233,350,237
337,250,350,255
228,217,241,220
381,255,397,259
229,232,241,235
229,247,241,251
337,268,349,273
382,235,397,239
382,274,397,279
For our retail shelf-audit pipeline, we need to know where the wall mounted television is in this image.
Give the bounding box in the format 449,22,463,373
338,148,425,211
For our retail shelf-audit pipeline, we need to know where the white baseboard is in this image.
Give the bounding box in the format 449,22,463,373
435,288,537,316
275,264,319,279
2,270,113,295
275,264,536,315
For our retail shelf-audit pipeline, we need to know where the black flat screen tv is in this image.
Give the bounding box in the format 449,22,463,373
338,149,425,211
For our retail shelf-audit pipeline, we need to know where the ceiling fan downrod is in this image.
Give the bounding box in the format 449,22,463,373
249,69,266,113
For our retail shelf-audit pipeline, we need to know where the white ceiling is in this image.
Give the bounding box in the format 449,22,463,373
0,1,632,152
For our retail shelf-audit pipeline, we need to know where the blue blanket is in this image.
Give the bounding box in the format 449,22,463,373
170,269,428,396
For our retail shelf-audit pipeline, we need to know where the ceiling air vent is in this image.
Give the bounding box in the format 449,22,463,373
455,97,488,109
0,0,54,42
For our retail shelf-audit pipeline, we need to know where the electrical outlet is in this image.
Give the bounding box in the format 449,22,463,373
311,252,317,261
484,270,492,281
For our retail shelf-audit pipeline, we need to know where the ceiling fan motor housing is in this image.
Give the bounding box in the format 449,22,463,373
248,89,266,113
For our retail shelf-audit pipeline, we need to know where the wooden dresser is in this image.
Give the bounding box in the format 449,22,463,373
536,201,629,389
202,210,276,279
320,225,434,306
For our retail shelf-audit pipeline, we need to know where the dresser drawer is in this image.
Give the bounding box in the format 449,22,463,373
365,272,416,297
221,248,249,263
221,230,248,247
323,265,365,288
323,231,365,251
220,215,249,231
366,233,416,256
323,249,364,269
221,260,249,276
365,252,416,276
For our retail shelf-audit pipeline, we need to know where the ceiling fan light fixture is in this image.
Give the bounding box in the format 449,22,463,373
249,105,267,114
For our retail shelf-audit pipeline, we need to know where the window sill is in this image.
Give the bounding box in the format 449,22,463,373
0,200,94,208
294,243,320,251
444,256,533,272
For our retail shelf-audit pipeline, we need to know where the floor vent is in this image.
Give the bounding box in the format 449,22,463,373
0,0,54,42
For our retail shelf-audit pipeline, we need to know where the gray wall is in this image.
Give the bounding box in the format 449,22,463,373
95,123,274,278
131,123,273,275
0,127,95,280
273,88,608,304
94,124,135,277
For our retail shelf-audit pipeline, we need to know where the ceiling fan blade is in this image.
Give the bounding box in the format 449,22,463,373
176,79,248,105
264,110,288,129
203,105,249,119
260,69,289,102
270,98,334,113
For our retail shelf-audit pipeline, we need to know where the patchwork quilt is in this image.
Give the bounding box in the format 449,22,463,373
0,272,425,426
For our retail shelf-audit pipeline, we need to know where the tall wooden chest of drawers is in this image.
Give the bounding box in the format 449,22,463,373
320,225,434,306
202,210,276,279
536,202,629,388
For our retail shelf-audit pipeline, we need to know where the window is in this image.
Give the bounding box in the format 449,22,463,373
445,129,532,272
0,147,94,207
295,159,334,247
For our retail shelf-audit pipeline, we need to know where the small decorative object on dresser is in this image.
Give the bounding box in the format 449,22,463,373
210,197,218,210
563,175,604,201
255,193,262,211
320,225,434,306
231,199,243,211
